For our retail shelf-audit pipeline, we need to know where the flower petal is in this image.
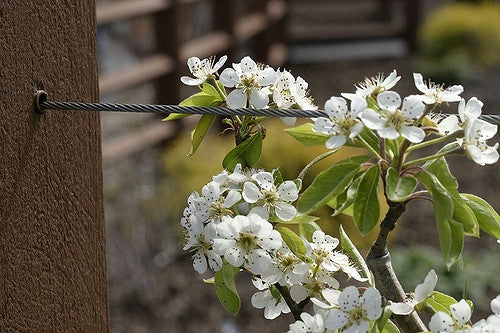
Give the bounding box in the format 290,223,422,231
277,181,298,202
326,134,346,149
413,73,429,94
361,287,382,320
415,269,438,302
451,299,472,325
429,312,454,333
377,91,401,111
275,202,297,221
360,109,386,130
378,126,400,140
402,95,425,119
180,76,206,86
220,68,240,87
240,56,258,74
249,89,269,109
401,126,425,143
338,286,359,311
213,55,228,72
226,89,247,108
225,246,245,267
325,309,349,330
256,67,277,86
324,97,348,118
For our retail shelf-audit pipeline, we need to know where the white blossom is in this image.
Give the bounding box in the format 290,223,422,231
313,96,366,149
180,55,227,86
460,118,499,166
323,286,382,333
272,70,317,125
360,91,426,143
388,269,438,315
260,244,310,285
242,171,298,221
220,56,276,109
213,214,282,274
429,299,472,333
458,97,483,123
413,73,463,104
186,222,223,274
342,70,401,100
290,269,339,303
250,278,290,319
288,312,326,333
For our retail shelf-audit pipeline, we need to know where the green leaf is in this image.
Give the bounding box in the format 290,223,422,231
203,277,215,284
425,292,458,315
353,165,381,236
418,170,462,268
329,175,361,217
273,168,283,186
277,227,307,259
381,320,400,333
215,261,240,315
270,214,319,225
201,83,221,98
299,221,322,242
162,113,190,122
377,308,393,333
297,155,371,214
188,115,215,156
339,226,374,286
284,122,329,146
179,91,219,107
424,158,478,236
222,133,263,172
460,193,500,240
385,167,417,202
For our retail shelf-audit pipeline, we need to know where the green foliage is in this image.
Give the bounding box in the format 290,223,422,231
215,261,241,315
385,167,418,202
417,170,464,268
417,2,500,82
285,122,329,146
188,115,216,156
353,165,381,236
460,193,500,239
222,132,263,171
297,155,370,215
339,226,374,286
277,227,307,260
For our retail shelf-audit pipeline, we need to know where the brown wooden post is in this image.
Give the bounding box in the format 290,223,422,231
0,1,109,331
213,0,237,62
253,0,271,63
154,0,180,105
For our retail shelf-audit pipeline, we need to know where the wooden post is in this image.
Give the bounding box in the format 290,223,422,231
154,1,180,105
0,1,109,331
213,0,236,62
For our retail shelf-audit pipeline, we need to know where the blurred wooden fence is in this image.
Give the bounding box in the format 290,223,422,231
97,0,289,163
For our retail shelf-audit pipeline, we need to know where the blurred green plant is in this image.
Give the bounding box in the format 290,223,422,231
417,1,500,83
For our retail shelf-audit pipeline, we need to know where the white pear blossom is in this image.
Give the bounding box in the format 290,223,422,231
460,118,499,166
323,286,382,333
260,244,310,285
342,70,401,100
180,55,227,86
288,312,326,333
220,56,276,109
290,269,339,303
438,115,462,136
272,70,317,125
429,299,472,333
413,73,463,104
242,171,299,221
360,91,426,143
185,222,223,274
469,295,500,332
458,97,483,123
251,278,291,319
313,96,366,149
388,269,438,315
213,214,282,274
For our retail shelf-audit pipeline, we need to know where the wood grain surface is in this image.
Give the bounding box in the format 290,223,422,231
0,1,109,331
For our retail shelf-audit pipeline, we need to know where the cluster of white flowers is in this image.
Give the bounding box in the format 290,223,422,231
313,71,499,165
181,165,377,327
181,55,317,125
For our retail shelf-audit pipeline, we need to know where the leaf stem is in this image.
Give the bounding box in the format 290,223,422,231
402,147,462,168
274,283,303,320
356,136,383,160
405,130,464,154
297,149,338,180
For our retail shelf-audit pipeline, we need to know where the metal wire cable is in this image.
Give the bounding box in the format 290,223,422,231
35,91,500,125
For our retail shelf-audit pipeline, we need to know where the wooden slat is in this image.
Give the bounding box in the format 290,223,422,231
267,42,289,67
99,54,174,95
97,0,171,25
179,31,232,61
102,117,198,164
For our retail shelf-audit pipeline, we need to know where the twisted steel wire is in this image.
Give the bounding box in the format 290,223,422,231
37,95,500,125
